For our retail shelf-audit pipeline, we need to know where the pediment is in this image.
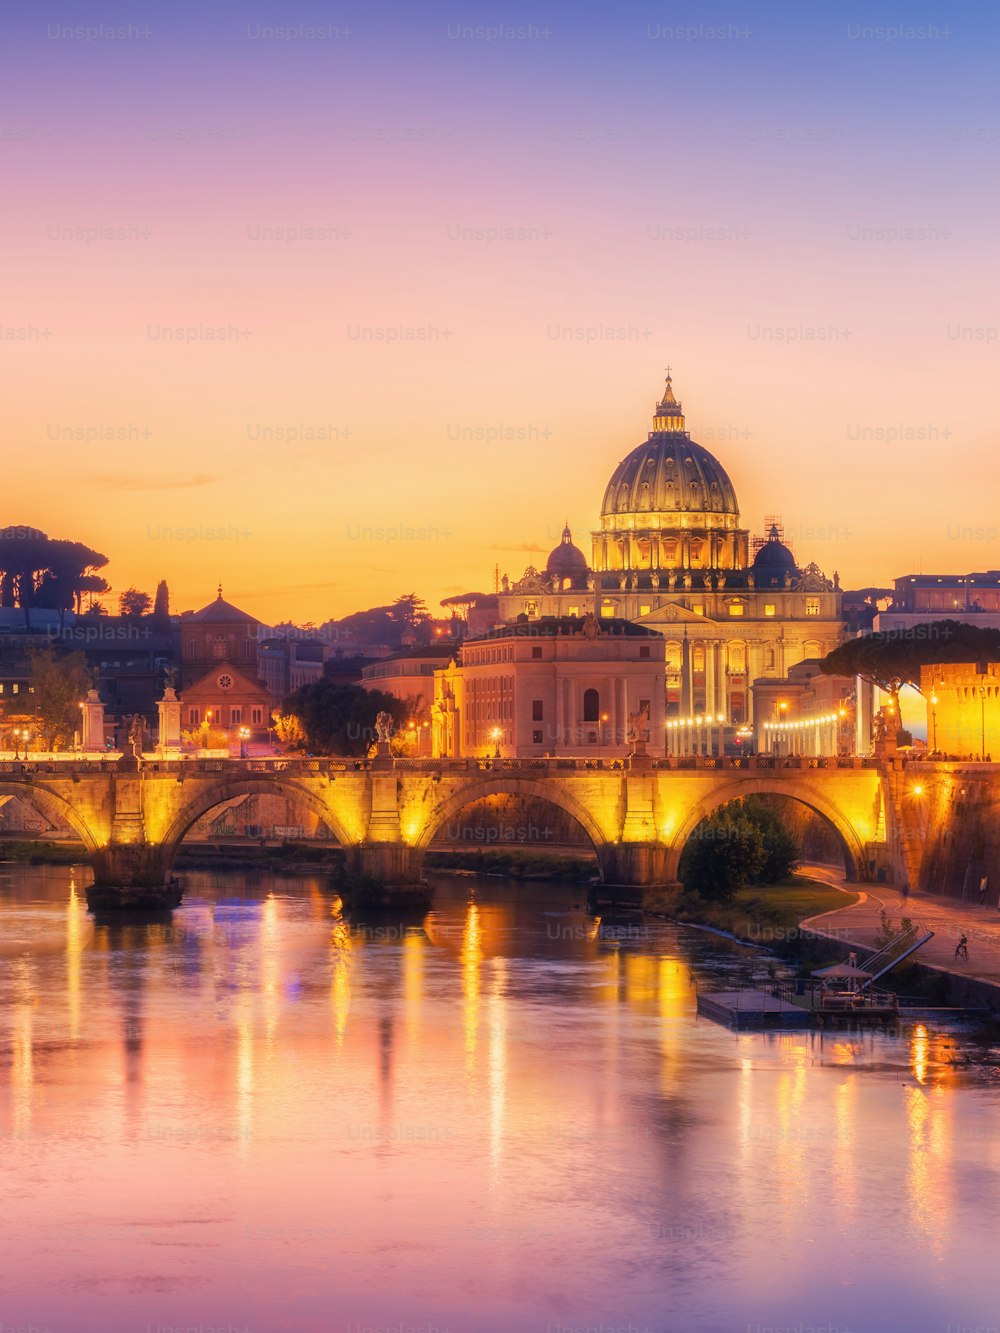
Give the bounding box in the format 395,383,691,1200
640,602,719,626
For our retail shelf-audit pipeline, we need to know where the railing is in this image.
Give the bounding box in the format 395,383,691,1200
763,977,900,1013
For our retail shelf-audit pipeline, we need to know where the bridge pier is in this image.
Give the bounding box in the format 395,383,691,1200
596,842,678,907
345,842,431,910
86,843,181,911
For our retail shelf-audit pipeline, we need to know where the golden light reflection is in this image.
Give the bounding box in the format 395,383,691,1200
905,1025,951,1256
13,959,34,1140
329,897,352,1049
773,1040,809,1214
831,1075,857,1228
657,957,689,1098
236,995,254,1150
912,1023,929,1086
261,892,280,1048
737,1053,754,1177
66,878,83,1041
402,929,425,1046
488,958,507,1173
461,900,482,1073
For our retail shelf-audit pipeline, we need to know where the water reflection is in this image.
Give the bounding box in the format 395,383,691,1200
0,864,998,1333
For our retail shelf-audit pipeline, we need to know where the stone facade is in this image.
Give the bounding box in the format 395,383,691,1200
920,661,1000,758
432,616,666,759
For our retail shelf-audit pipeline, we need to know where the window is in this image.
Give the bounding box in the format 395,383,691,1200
211,635,229,659
532,729,543,744
600,601,614,618
639,603,651,617
188,640,197,659
806,597,820,617
582,688,600,722
230,707,242,725
692,604,704,616
525,600,538,617
532,699,544,721
639,645,651,659
251,708,263,725
764,603,776,617
728,601,744,617
567,605,579,617
531,646,542,659
190,708,200,725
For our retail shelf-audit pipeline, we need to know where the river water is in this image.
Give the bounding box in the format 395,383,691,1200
1,862,998,1333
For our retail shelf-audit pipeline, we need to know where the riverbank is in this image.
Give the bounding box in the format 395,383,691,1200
653,874,860,945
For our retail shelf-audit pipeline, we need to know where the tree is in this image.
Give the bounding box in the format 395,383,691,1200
388,593,431,635
0,525,53,624
279,680,417,755
740,797,799,884
820,621,1000,733
152,579,170,624
40,538,110,615
272,711,306,748
119,587,152,618
678,810,766,901
27,646,90,751
679,797,798,899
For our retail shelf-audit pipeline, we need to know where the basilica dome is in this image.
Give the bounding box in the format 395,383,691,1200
599,376,740,528
545,524,589,581
751,525,799,587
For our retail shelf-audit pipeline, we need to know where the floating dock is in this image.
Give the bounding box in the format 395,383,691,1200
698,990,812,1030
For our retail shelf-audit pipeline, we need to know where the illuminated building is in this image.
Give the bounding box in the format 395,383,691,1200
432,616,666,758
498,375,843,727
179,589,271,739
919,662,1000,758
753,660,856,756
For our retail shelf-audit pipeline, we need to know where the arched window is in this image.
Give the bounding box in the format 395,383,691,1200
582,688,600,722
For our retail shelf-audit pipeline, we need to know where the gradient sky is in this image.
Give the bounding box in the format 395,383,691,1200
3,1,998,622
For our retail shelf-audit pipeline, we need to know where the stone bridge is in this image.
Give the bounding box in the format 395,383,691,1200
0,751,920,909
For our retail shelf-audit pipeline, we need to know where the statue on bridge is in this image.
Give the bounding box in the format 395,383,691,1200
375,711,394,745
124,714,147,760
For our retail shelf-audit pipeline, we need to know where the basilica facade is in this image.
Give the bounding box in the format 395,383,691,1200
496,376,843,727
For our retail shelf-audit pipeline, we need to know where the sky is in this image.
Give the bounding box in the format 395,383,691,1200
3,1,998,622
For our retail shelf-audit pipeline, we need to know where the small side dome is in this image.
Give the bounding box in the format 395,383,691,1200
546,524,589,581
752,525,799,585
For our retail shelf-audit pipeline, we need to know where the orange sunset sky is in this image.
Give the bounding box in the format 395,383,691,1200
4,6,998,622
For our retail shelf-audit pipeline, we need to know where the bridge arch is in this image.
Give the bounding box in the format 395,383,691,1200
668,776,867,882
0,780,105,853
412,775,612,864
156,776,355,877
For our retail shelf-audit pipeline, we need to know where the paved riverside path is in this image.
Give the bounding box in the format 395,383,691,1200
798,863,1000,990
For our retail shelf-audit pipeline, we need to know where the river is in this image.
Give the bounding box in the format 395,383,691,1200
1,862,998,1333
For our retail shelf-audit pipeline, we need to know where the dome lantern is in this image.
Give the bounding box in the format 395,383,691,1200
652,370,686,434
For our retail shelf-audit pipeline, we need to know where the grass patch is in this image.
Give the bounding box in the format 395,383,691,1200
0,839,87,865
668,874,859,943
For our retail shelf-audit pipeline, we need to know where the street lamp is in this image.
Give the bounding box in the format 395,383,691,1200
239,725,249,759
491,726,502,759
13,728,28,761
930,692,938,752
